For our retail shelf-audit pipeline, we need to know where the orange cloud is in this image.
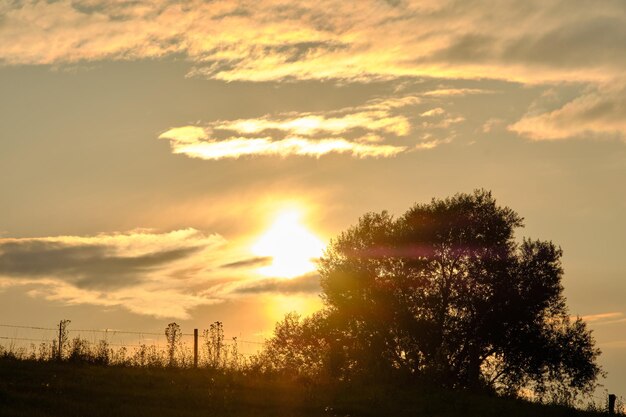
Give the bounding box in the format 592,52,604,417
214,112,409,137
509,84,626,141
158,97,426,159
0,229,228,318
421,89,493,97
581,312,623,323
6,1,623,146
160,136,406,160
0,225,336,318
1,0,624,85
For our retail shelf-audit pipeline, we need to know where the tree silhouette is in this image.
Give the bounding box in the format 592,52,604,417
311,190,601,399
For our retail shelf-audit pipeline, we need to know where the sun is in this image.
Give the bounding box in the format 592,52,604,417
252,208,325,279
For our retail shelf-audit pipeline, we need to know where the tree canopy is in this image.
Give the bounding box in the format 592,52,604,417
263,190,602,401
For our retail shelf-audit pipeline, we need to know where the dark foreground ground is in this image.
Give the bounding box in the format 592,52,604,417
0,358,603,417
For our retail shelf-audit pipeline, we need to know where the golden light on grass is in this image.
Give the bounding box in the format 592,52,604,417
252,208,325,279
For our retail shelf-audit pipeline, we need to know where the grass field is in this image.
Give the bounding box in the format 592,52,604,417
0,358,604,417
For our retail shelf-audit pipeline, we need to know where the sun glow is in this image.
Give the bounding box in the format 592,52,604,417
267,294,323,320
252,209,325,279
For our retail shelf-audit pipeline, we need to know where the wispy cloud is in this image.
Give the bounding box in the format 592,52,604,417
579,312,626,328
220,257,272,269
601,340,626,349
421,88,493,97
509,84,626,141
212,112,410,137
233,273,321,295
160,136,407,160
482,118,506,133
414,138,452,150
420,108,446,117
581,312,624,323
158,97,423,159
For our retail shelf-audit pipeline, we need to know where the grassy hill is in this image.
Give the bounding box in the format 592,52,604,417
0,358,603,417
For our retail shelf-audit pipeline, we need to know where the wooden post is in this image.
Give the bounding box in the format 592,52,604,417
609,394,616,415
57,320,70,361
58,320,63,360
193,328,198,368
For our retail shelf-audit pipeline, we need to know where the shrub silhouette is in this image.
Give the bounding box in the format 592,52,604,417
204,321,225,368
68,337,91,363
165,322,181,367
132,343,166,367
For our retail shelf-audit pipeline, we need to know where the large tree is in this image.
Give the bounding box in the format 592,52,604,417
316,190,601,399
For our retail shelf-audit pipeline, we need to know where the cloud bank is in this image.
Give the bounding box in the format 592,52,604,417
3,1,624,144
1,0,624,85
0,228,327,317
0,229,227,318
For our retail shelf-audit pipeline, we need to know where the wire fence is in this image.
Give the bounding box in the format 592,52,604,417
0,321,266,363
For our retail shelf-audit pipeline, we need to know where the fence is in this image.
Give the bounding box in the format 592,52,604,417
0,320,265,368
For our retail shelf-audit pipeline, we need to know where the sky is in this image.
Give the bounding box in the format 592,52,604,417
0,0,625,397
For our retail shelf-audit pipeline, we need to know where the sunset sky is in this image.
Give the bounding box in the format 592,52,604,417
1,0,625,395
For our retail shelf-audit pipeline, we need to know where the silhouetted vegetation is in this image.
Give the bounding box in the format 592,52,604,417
0,356,608,417
261,190,602,406
0,314,613,416
204,321,226,368
165,322,182,367
0,321,241,370
0,191,610,415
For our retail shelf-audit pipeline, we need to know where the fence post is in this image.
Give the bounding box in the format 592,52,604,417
609,394,616,415
58,320,63,360
57,320,70,361
193,328,198,368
